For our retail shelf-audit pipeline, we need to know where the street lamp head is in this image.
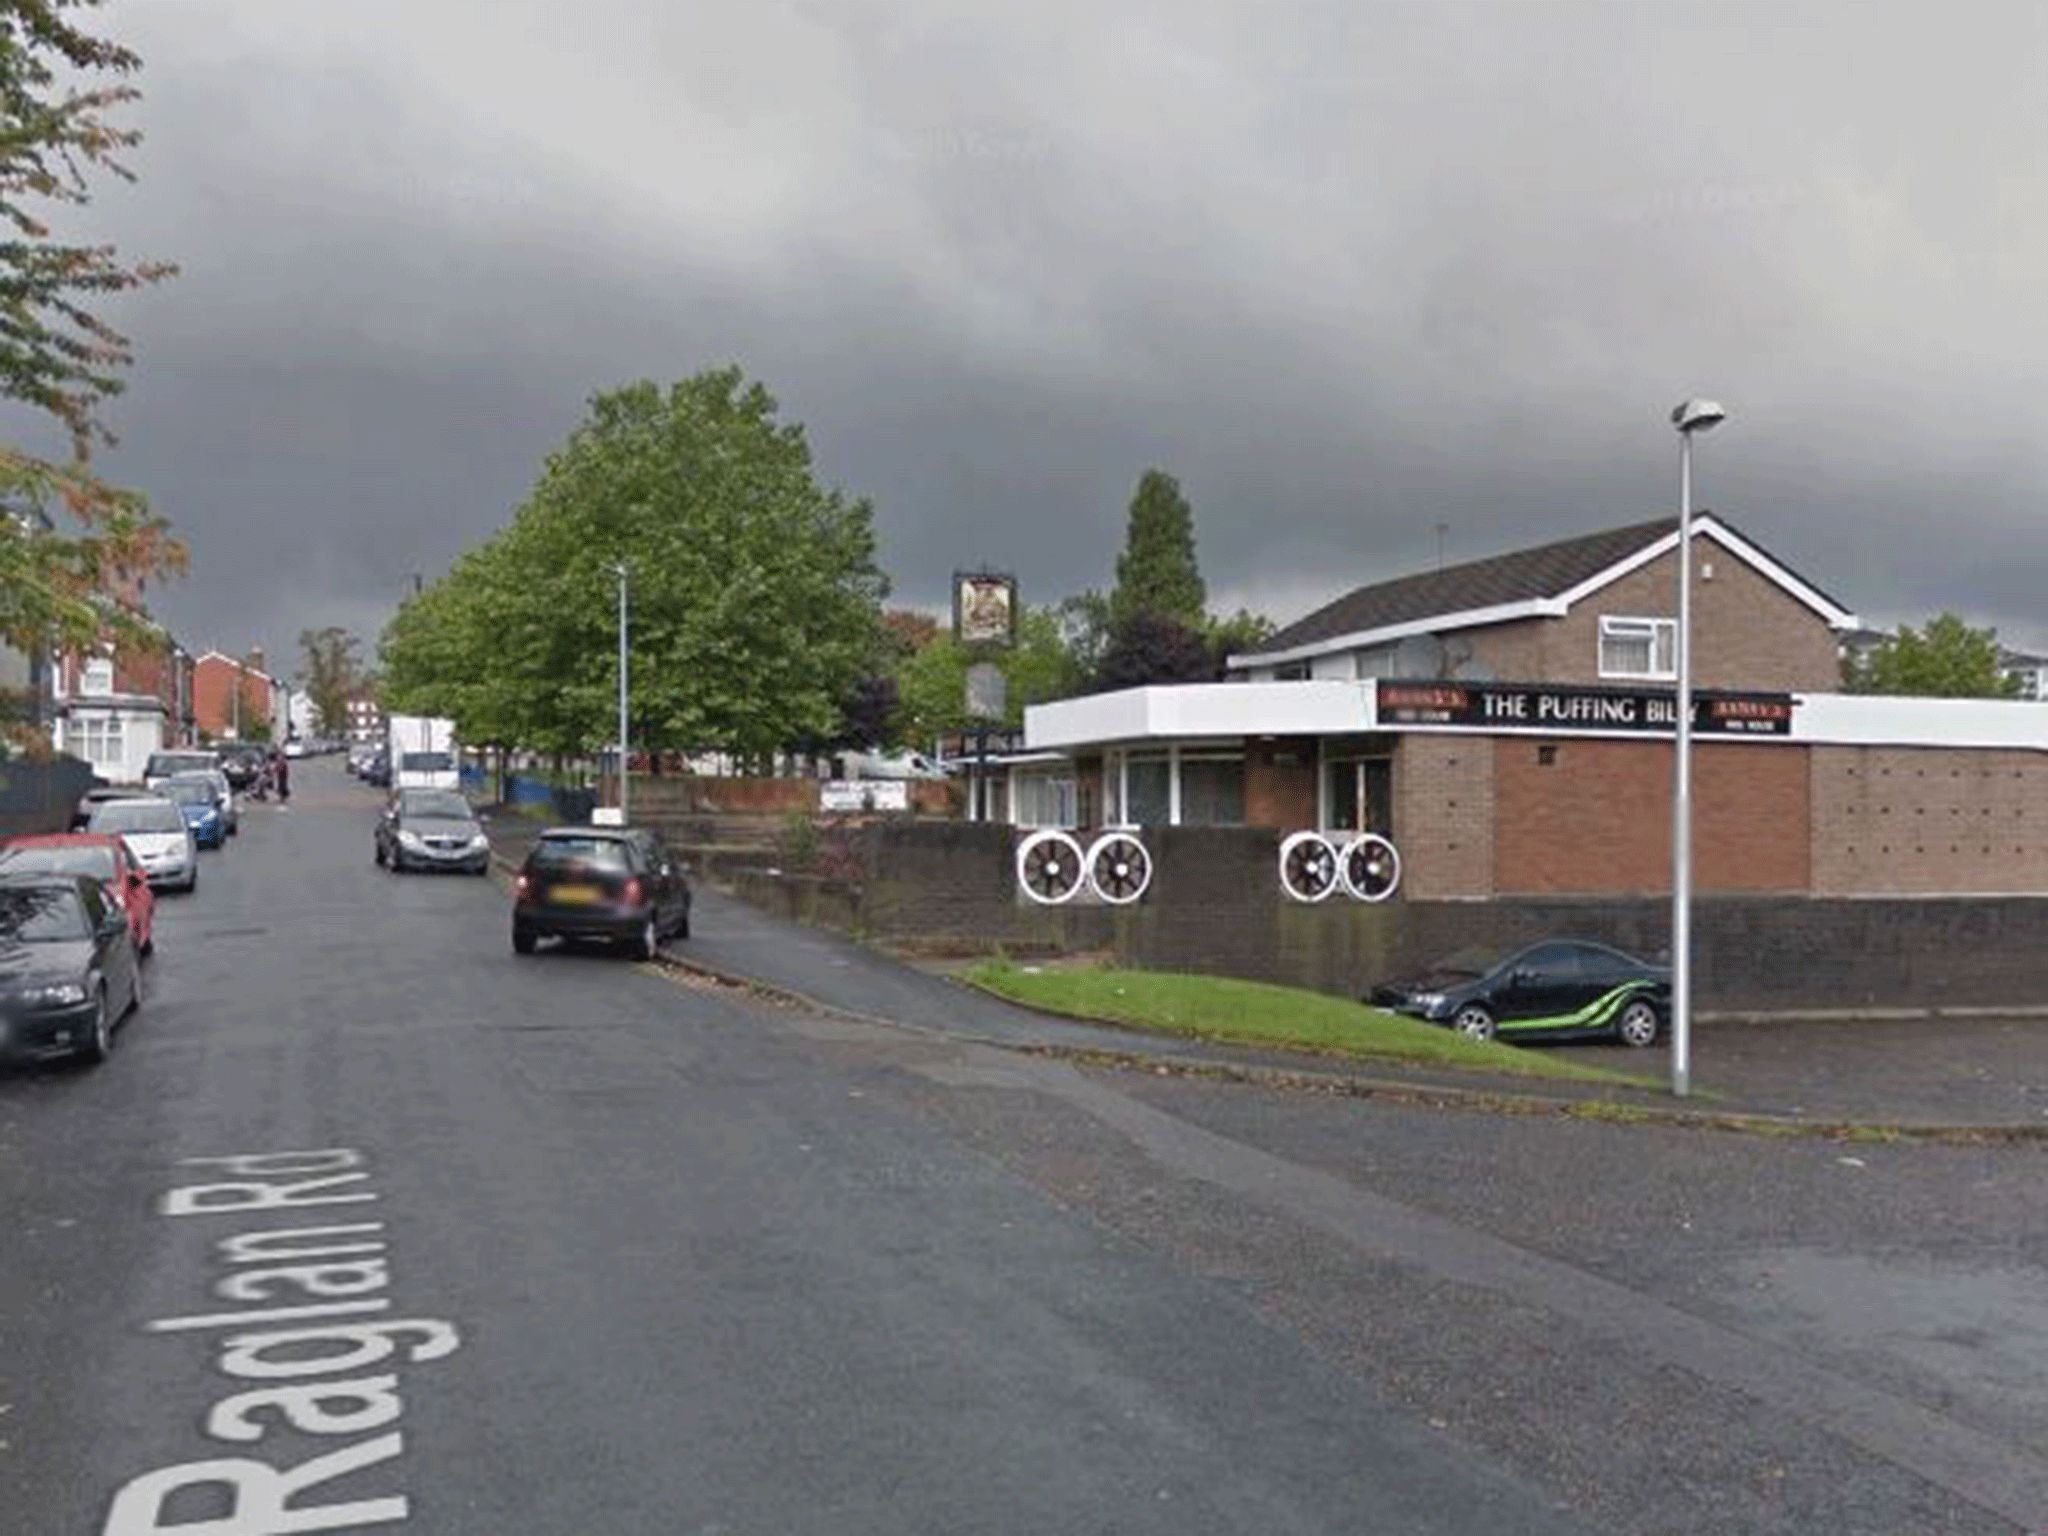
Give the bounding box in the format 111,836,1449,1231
1671,398,1727,435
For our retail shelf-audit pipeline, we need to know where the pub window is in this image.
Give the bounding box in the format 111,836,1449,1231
1178,754,1245,826
1599,616,1676,680
1274,661,1310,681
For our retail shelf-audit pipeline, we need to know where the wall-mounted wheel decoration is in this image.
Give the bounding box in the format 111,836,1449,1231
1085,831,1152,904
1016,829,1086,905
1339,834,1401,902
1278,831,1340,903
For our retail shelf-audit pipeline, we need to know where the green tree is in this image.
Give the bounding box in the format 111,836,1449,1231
1108,469,1205,630
0,0,181,749
1205,606,1277,666
297,627,361,737
1845,613,2023,699
383,368,889,763
894,604,1083,743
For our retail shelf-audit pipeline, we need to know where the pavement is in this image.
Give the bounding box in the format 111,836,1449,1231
488,813,2048,1133
7,766,2045,1535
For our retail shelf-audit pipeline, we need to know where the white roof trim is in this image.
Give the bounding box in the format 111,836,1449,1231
1224,596,1569,672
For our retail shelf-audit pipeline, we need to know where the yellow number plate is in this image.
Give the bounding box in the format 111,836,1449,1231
549,884,600,904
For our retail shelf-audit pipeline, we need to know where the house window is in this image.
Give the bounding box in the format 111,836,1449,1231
69,712,124,768
1125,755,1171,827
80,656,114,695
1599,616,1677,680
1274,661,1310,681
1352,645,1398,680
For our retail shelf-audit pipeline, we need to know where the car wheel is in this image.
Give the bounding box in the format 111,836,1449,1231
512,927,536,955
1452,1003,1496,1042
634,916,659,961
1616,999,1661,1049
79,986,113,1064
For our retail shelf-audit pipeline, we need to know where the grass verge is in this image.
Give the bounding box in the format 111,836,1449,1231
962,961,1660,1087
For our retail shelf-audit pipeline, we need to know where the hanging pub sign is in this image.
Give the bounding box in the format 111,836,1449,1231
954,570,1018,648
1374,679,1795,736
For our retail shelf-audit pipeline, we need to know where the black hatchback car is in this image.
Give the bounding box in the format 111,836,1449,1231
1368,938,1670,1047
0,873,142,1064
512,826,691,959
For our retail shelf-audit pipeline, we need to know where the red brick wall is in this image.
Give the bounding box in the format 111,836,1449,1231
1492,737,1810,895
1244,737,1317,829
1394,736,1494,897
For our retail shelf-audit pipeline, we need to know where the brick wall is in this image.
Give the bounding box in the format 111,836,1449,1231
1492,737,1809,896
1244,737,1317,829
1810,745,2048,895
1438,537,1841,693
1393,735,1494,897
730,819,2048,1012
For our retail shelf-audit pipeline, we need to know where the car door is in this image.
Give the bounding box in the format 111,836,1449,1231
644,832,680,928
1493,943,1586,1032
81,879,135,1009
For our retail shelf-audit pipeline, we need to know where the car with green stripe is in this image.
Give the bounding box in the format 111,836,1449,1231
1368,939,1670,1047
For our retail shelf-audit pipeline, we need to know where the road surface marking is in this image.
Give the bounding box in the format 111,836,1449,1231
103,1148,463,1535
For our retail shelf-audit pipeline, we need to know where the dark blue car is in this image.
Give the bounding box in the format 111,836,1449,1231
160,780,226,849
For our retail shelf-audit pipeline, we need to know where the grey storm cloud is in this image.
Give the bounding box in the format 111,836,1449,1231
40,0,2048,676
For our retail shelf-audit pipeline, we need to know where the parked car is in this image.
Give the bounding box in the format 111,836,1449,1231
362,751,392,788
159,777,228,849
512,826,691,958
0,872,142,1064
70,783,147,832
167,767,237,836
0,833,154,957
143,749,221,790
85,795,199,893
375,787,492,874
1368,939,1669,1047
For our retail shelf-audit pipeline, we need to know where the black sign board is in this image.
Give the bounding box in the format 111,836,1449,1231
1375,680,1795,736
939,725,1028,759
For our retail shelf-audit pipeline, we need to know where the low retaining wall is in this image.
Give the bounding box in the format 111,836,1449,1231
729,821,2048,1012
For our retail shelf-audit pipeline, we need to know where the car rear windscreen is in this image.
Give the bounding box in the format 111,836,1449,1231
147,754,216,776
531,836,629,869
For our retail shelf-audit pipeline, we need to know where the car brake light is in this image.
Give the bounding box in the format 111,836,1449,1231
515,873,532,902
623,878,644,906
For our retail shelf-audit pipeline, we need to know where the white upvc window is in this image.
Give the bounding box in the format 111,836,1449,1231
80,656,114,695
1599,616,1677,680
69,712,124,767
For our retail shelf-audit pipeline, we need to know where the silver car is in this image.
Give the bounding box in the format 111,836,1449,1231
375,787,492,874
87,795,199,893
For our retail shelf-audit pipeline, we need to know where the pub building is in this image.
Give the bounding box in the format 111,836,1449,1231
1006,514,2048,902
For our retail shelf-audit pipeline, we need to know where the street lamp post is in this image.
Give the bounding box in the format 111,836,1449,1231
1668,398,1726,1098
611,561,630,824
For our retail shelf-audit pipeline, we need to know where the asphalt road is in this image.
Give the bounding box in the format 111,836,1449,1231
3,762,2043,1534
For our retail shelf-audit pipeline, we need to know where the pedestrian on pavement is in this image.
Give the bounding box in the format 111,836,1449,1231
272,746,291,803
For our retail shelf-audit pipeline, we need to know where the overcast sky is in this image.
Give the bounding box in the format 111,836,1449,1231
31,0,2048,678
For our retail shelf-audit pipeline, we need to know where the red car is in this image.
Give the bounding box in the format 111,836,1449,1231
0,833,156,957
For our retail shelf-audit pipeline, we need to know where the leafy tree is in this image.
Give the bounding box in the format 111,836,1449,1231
0,0,181,749
383,368,888,763
879,607,938,665
297,626,361,737
1108,469,1206,630
1056,589,1111,682
1205,606,1277,666
1096,612,1217,691
1844,613,2023,699
894,604,1083,743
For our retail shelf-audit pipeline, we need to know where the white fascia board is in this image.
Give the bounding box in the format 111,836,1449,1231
1555,516,1860,630
1026,681,1368,751
1792,692,2048,749
1222,598,1567,672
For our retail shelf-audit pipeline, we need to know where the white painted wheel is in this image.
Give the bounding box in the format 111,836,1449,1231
1278,831,1340,903
1616,998,1661,1048
1016,830,1086,905
1085,832,1152,905
1339,834,1402,902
